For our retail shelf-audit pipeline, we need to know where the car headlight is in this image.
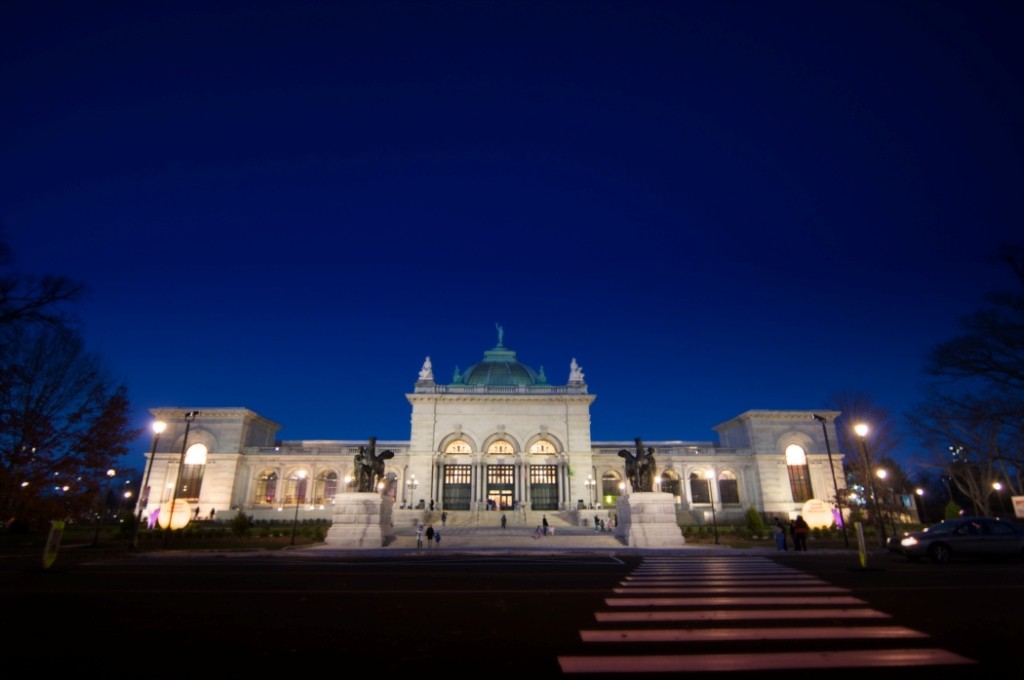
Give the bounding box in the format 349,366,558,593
900,536,919,548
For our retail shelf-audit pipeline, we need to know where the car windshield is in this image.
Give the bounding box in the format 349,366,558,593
922,520,962,535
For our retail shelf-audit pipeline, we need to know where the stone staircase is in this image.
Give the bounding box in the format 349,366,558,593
382,507,624,549
395,507,615,530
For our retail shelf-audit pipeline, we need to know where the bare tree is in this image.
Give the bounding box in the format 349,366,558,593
0,233,139,530
908,243,1024,516
0,228,84,329
0,324,140,529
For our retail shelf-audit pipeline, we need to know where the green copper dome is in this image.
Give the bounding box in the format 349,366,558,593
456,346,546,387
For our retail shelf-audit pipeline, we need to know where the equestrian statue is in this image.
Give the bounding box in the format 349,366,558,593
618,437,656,492
353,437,394,492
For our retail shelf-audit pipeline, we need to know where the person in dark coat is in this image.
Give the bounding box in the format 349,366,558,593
793,515,810,551
425,524,435,548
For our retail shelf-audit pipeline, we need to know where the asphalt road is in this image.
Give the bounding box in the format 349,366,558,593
2,548,1020,677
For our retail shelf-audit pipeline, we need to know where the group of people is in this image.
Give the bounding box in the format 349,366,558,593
415,523,442,548
772,515,810,551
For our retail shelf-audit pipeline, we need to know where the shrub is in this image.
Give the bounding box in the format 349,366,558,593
744,506,766,537
230,512,252,537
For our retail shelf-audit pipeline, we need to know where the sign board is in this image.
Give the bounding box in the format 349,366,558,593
1012,496,1024,519
801,498,834,528
42,520,65,569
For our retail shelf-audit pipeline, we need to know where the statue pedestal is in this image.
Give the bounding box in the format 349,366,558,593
616,492,686,548
324,493,394,548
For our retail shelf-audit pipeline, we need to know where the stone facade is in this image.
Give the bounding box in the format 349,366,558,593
139,342,847,531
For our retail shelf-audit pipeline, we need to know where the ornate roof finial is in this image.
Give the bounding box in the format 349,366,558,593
418,356,433,382
495,322,504,347
569,358,584,383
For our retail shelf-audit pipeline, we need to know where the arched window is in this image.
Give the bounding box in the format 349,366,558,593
689,471,712,504
718,470,739,504
315,471,338,504
529,440,555,454
601,471,623,505
488,440,514,455
786,444,813,502
658,471,681,499
286,470,308,504
176,443,207,502
254,471,278,505
445,439,472,454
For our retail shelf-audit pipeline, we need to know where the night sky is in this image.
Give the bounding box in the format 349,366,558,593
3,1,1021,476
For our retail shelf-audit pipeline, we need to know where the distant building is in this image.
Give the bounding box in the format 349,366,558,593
141,334,846,528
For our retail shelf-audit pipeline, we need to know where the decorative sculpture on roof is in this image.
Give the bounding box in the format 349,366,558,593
569,358,584,382
495,322,504,346
418,356,433,381
618,437,656,492
354,437,394,492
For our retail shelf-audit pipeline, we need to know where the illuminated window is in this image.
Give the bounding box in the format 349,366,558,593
177,443,208,501
445,439,472,454
786,444,813,502
529,440,556,454
689,472,711,503
254,471,278,505
488,440,514,455
719,470,739,504
315,471,338,504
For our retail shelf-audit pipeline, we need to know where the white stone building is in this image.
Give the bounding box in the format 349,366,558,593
139,335,846,529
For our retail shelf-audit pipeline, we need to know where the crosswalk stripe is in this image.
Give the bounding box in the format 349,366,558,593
558,555,977,671
595,608,891,621
579,625,929,642
558,648,977,673
605,595,866,606
613,585,847,594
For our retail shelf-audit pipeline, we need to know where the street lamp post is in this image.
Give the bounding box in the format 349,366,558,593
915,488,927,524
91,468,116,547
854,423,887,548
163,411,200,549
132,419,166,549
290,470,307,545
406,474,418,510
705,469,719,544
584,475,595,509
876,469,898,536
813,414,849,547
992,482,1007,516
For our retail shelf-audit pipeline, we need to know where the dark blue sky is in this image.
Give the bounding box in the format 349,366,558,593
3,1,1021,475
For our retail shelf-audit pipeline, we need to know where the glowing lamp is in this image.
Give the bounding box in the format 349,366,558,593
157,501,193,530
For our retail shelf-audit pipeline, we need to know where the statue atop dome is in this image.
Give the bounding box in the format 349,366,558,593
418,356,434,382
569,358,584,383
495,322,504,347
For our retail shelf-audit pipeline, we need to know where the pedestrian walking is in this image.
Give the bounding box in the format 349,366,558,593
434,528,442,547
425,524,435,548
772,517,788,551
542,515,549,535
416,523,424,549
500,514,507,529
441,510,447,527
533,525,542,539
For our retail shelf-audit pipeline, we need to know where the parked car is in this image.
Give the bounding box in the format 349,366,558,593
887,516,1024,563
